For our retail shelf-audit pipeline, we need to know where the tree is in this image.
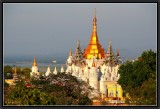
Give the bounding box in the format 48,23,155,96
15,67,22,75
31,73,92,105
21,68,31,79
4,81,9,94
118,50,156,105
5,72,92,105
4,81,55,105
4,65,13,79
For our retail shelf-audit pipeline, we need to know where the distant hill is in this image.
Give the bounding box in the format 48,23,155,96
4,52,69,64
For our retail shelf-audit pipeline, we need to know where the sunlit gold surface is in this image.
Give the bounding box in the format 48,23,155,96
33,57,37,66
84,10,105,59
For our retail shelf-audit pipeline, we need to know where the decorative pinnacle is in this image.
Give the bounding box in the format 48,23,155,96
94,8,96,17
93,8,97,21
109,41,112,46
69,49,72,56
93,8,97,32
14,66,17,74
33,57,37,66
117,49,120,56
108,41,112,52
77,40,80,48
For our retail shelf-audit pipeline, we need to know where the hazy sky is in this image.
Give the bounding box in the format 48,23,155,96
3,3,157,58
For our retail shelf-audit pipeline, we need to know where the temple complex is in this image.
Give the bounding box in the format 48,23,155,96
29,9,124,103
65,9,124,101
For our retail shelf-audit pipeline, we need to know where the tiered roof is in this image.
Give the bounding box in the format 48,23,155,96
84,9,105,59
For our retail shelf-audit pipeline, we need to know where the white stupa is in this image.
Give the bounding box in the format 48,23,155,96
60,65,64,73
53,67,57,75
30,57,40,77
89,58,98,90
45,65,51,76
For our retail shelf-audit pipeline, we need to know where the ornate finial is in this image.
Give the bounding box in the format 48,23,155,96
94,8,96,17
92,8,97,32
109,40,112,46
108,38,112,45
93,8,97,21
108,40,112,52
69,49,72,56
77,40,80,48
92,58,96,67
33,57,37,66
117,49,120,56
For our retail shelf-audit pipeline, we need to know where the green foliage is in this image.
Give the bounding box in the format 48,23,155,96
118,50,156,105
4,66,22,79
137,77,156,105
16,67,22,75
21,68,31,79
79,96,92,105
5,81,55,105
4,81,9,87
5,73,92,105
4,81,10,95
4,65,13,79
32,73,92,105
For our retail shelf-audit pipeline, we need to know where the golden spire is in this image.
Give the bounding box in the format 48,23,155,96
33,57,37,66
69,49,72,56
14,66,17,74
92,58,96,67
84,9,105,59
